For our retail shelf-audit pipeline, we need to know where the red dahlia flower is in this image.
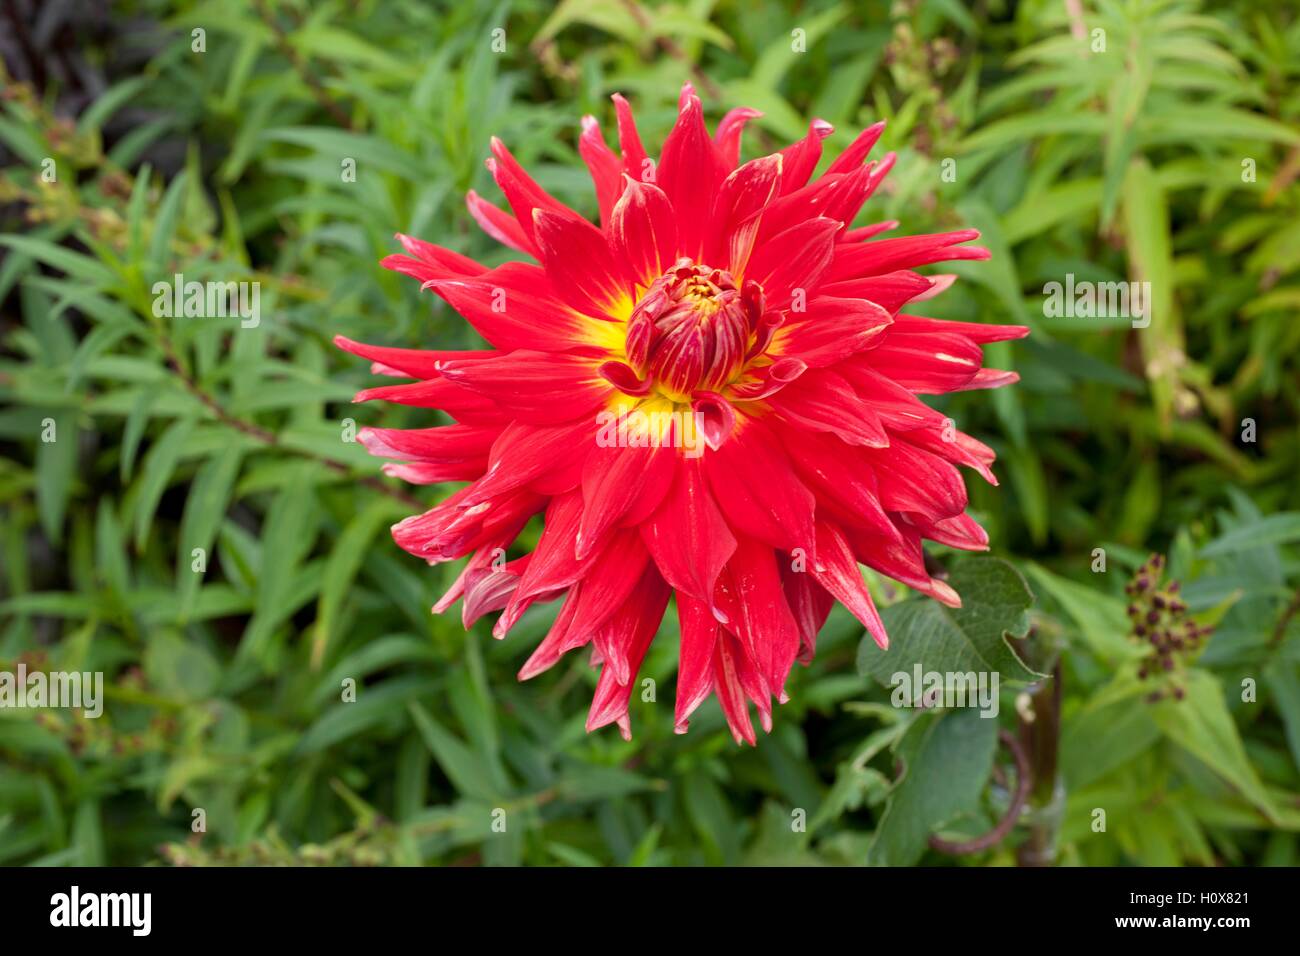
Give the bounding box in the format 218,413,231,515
337,86,1027,745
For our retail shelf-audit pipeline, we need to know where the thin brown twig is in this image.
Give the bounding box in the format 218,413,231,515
1270,588,1300,649
249,0,357,130
158,334,424,510
928,729,1031,856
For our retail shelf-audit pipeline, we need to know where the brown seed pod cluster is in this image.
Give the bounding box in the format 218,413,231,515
1125,553,1212,702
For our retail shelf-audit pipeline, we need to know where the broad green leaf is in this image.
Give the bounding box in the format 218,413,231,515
408,701,500,801
1025,563,1138,661
1150,669,1279,823
858,558,1040,691
0,236,116,286
176,444,244,616
144,630,221,701
131,416,197,550
295,676,438,755
1201,513,1300,557
238,468,320,662
868,708,998,865
34,414,77,541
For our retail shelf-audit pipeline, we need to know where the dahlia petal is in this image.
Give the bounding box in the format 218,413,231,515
506,491,592,610
824,120,886,175
433,532,518,614
827,229,989,282
771,369,890,447
530,447,589,496
598,361,653,396
487,138,579,247
693,391,737,451
781,428,899,540
609,178,678,290
380,252,458,287
641,459,737,616
518,586,587,679
745,217,839,307
703,418,816,554
611,93,649,182
840,523,930,592
706,153,782,274
844,523,963,608
726,357,807,401
466,189,536,257
866,331,985,393
570,542,653,672
778,118,834,195
896,422,999,486
438,350,613,424
819,155,894,226
713,632,758,745
843,220,899,242
657,92,728,260
587,567,672,739
334,335,487,379
580,543,654,684
675,593,719,731
903,511,991,552
781,563,833,665
579,115,624,226
714,536,800,701
393,487,543,563
395,233,487,276
714,106,763,168
382,460,483,484
578,442,674,559
459,420,593,507
771,295,893,367
837,364,936,432
752,175,840,246
862,436,968,521
532,209,632,319
956,368,1021,390
889,313,1031,344
819,271,934,314
428,262,597,352
353,377,508,425
462,557,528,627
758,156,891,244
358,421,499,463
809,520,888,649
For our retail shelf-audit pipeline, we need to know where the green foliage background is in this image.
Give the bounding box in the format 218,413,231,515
1,0,1298,866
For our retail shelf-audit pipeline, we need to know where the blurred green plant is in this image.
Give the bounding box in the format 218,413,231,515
1,0,1298,866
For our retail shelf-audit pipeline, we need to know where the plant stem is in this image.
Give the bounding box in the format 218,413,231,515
1016,663,1063,867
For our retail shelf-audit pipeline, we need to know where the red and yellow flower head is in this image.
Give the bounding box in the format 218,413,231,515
337,86,1027,745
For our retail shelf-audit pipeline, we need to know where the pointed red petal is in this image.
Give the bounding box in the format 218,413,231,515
641,459,737,615
656,92,727,260
438,350,612,425
577,442,674,560
703,417,816,554
579,115,624,226
714,107,763,168
745,217,839,308
532,209,632,319
674,592,719,730
770,295,893,367
466,189,536,257
587,567,671,738
809,520,889,649
609,178,678,289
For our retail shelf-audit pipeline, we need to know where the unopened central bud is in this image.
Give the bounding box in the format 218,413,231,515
624,259,764,399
